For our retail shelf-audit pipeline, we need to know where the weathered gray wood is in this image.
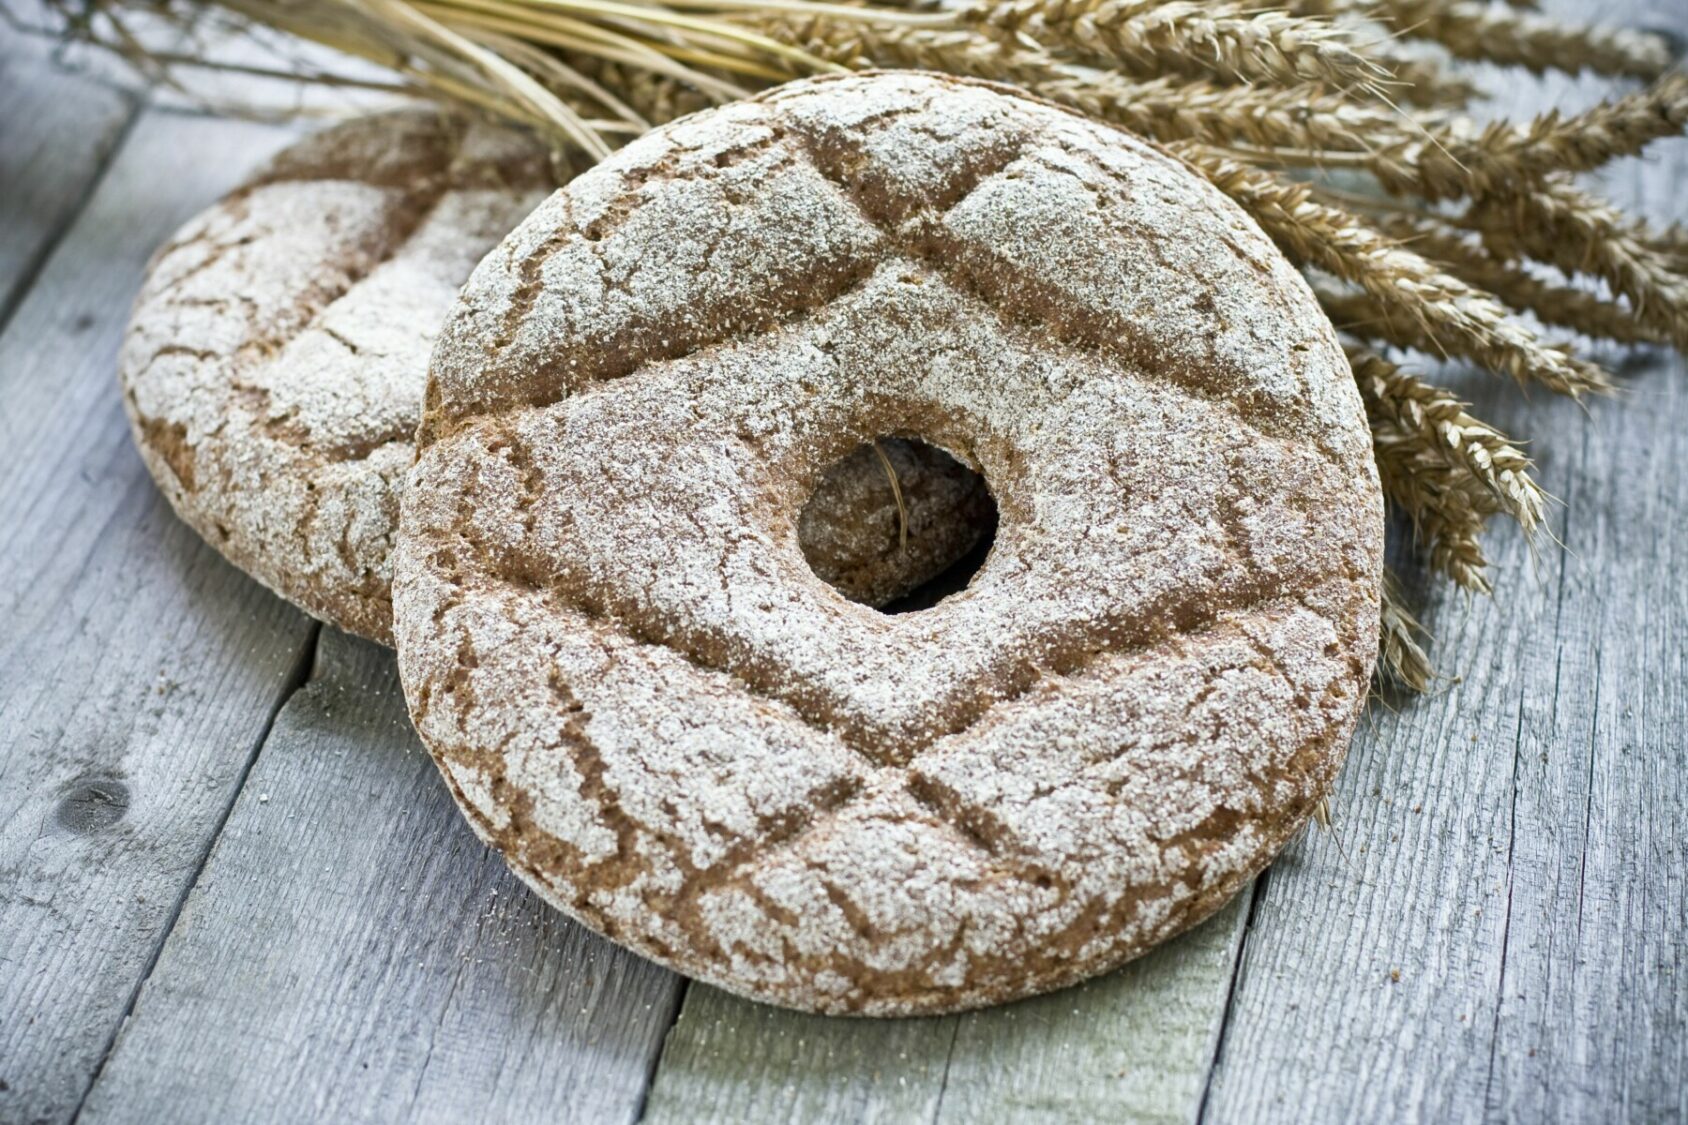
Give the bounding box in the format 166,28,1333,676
937,892,1249,1124
1202,313,1688,1125
0,3,139,325
1199,76,1688,1125
78,628,684,1124
643,888,1251,1123
644,988,957,1123
1,2,1682,1118
0,111,320,1124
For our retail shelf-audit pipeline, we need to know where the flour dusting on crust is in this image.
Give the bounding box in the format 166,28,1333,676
120,108,993,642
120,109,552,642
394,73,1384,1015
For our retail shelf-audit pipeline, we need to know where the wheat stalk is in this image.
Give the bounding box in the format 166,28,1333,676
960,0,1391,92
1348,346,1543,533
1371,0,1674,79
1376,444,1495,592
1180,145,1614,399
1370,216,1667,346
1372,74,1688,204
1352,345,1551,594
1463,180,1688,353
765,19,1415,148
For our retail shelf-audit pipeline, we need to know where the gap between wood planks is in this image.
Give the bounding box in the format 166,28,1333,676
1193,875,1265,1124
634,981,692,1122
0,2,146,336
66,623,322,1123
0,106,141,340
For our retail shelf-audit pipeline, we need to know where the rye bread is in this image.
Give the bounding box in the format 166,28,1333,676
393,73,1384,1015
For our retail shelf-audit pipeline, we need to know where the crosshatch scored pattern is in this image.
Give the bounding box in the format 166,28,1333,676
394,73,1384,1016
116,106,998,652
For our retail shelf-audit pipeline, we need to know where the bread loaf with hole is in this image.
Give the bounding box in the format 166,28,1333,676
394,73,1384,1015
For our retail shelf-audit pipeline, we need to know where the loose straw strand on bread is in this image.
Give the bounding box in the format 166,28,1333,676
871,441,911,551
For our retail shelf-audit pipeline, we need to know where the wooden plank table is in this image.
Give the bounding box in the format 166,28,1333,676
1,3,1683,1120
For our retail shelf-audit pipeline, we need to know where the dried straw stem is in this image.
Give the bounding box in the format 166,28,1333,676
1218,75,1688,208
758,19,1051,81
566,55,712,125
1180,145,1613,399
1319,285,1457,356
1059,73,1407,152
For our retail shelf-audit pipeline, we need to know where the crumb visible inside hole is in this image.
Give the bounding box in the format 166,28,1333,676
798,437,997,613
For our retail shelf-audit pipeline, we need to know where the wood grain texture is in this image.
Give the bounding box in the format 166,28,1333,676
1201,321,1688,1125
645,987,955,1123
1199,36,1688,1122
643,891,1250,1123
0,110,318,1124
0,2,139,327
78,628,684,1125
936,892,1249,1124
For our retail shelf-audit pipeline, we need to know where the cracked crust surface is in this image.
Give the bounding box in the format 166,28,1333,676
393,73,1385,1015
121,108,983,644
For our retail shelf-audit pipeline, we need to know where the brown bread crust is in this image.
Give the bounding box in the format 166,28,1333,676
120,109,986,643
394,73,1384,1015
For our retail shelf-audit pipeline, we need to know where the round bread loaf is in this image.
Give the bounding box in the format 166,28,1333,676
120,109,989,644
394,73,1384,1015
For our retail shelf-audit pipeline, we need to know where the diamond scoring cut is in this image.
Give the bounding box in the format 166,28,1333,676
396,73,1380,1015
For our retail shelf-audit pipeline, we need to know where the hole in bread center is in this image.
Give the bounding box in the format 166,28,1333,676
797,437,997,614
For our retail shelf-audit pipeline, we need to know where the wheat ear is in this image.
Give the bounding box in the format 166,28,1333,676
1349,346,1544,533
1463,180,1688,352
1381,73,1688,203
1373,216,1667,346
1180,146,1613,399
1378,569,1433,693
1373,428,1494,592
763,19,1420,154
1372,0,1675,79
958,0,1389,91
